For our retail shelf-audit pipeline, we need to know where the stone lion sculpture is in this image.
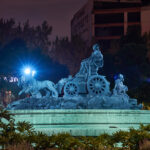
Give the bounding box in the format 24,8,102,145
18,76,58,98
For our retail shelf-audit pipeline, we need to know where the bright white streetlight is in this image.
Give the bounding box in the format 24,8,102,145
24,68,31,75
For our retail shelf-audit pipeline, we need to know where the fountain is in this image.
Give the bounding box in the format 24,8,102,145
7,44,142,110
6,44,147,136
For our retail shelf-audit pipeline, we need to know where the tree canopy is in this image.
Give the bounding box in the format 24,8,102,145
50,35,91,75
0,18,69,81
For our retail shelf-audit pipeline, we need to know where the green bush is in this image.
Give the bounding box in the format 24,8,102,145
1,108,150,150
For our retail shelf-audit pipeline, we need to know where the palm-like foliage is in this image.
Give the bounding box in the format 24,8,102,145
1,107,150,150
0,108,34,148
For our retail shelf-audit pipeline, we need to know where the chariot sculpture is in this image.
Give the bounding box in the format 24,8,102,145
57,44,110,97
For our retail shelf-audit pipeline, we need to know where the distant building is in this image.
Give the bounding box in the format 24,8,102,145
71,0,150,52
141,5,150,34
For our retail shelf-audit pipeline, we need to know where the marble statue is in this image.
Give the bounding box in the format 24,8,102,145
113,74,128,96
18,75,58,98
57,43,110,98
76,43,103,77
7,44,142,110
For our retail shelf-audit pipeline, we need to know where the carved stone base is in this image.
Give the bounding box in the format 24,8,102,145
7,95,142,110
9,109,150,136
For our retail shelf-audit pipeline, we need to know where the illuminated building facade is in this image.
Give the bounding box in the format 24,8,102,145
71,0,150,52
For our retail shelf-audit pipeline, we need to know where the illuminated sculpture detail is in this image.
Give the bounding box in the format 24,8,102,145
77,44,103,76
61,44,110,97
7,44,142,110
18,76,58,98
113,74,128,96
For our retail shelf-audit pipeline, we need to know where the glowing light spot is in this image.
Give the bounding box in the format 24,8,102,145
32,70,36,76
24,68,31,75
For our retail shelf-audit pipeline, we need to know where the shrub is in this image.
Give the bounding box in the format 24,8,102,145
1,108,150,150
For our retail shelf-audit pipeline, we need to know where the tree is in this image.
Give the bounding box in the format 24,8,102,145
0,18,69,106
0,18,55,76
50,35,90,75
117,43,147,67
0,19,52,52
0,18,69,79
113,26,150,89
0,108,36,149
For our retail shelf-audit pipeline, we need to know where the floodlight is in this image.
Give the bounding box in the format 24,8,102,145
24,68,31,75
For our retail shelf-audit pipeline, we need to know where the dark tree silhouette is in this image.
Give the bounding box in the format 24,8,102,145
50,35,91,75
113,26,150,102
0,19,52,52
0,18,69,105
0,18,69,81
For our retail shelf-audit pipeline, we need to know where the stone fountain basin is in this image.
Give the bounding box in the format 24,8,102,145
9,109,150,136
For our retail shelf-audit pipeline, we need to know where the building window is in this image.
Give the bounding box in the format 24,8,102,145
95,13,124,24
127,25,141,35
95,26,124,37
94,2,141,10
128,25,141,31
128,12,140,22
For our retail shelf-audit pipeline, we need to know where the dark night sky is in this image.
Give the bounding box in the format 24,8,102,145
0,0,87,40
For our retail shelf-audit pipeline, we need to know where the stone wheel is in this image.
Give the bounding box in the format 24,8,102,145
87,75,109,96
64,81,78,96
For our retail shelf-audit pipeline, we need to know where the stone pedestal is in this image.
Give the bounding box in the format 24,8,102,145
10,109,150,136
